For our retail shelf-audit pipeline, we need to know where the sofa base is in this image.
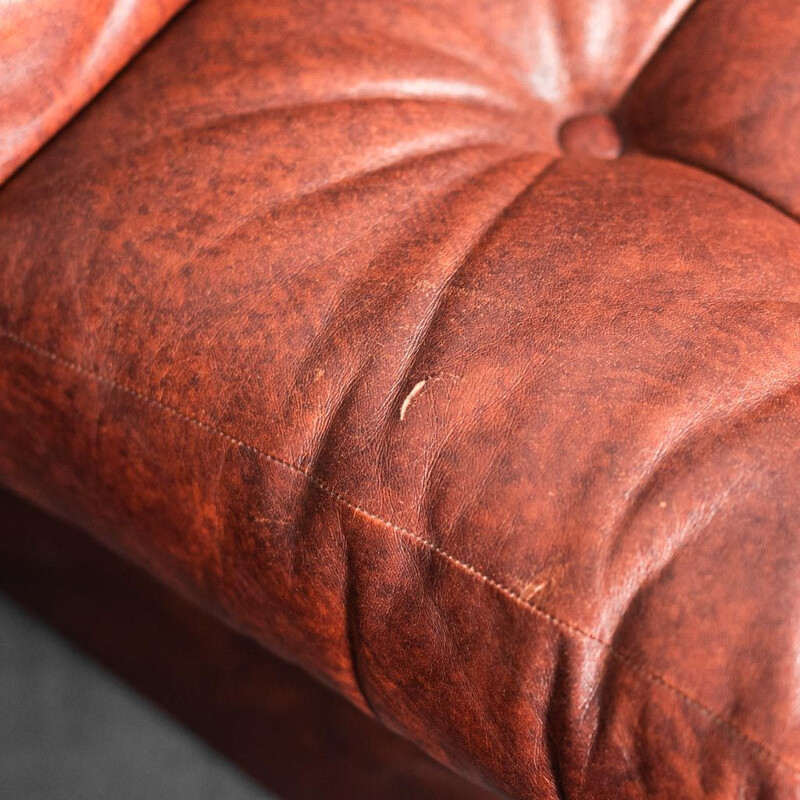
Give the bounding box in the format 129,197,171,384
0,488,496,800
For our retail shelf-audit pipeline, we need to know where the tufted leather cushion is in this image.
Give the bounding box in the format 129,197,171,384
1,1,799,797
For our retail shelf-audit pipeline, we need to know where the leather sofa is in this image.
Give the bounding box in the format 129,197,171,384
1,1,799,797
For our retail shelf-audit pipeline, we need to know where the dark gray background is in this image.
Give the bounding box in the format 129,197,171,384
0,593,278,800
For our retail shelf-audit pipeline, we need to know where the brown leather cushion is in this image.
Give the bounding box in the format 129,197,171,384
1,1,799,798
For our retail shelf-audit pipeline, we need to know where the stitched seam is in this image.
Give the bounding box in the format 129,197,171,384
1,324,797,779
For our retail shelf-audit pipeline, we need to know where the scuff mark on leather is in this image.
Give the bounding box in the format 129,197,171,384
400,379,427,420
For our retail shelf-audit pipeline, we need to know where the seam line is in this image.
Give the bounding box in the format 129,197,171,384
0,324,797,780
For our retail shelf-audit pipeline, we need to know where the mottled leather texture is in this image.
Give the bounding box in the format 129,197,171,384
1,1,799,798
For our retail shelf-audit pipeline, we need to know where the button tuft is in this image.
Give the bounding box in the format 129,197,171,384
558,114,622,159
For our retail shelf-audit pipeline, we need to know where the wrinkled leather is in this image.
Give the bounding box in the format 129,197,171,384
1,1,800,798
0,0,189,183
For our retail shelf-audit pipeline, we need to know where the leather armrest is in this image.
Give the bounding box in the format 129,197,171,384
0,0,189,183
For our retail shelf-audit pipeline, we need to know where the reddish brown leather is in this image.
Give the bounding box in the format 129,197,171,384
0,488,495,800
1,1,800,798
0,0,188,183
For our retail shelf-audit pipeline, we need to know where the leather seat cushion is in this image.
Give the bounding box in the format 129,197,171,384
1,1,799,797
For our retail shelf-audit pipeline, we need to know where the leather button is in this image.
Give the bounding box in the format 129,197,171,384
558,113,623,159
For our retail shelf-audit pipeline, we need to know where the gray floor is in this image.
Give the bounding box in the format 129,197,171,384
0,593,278,800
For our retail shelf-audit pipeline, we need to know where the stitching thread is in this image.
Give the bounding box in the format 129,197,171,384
1,324,797,779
